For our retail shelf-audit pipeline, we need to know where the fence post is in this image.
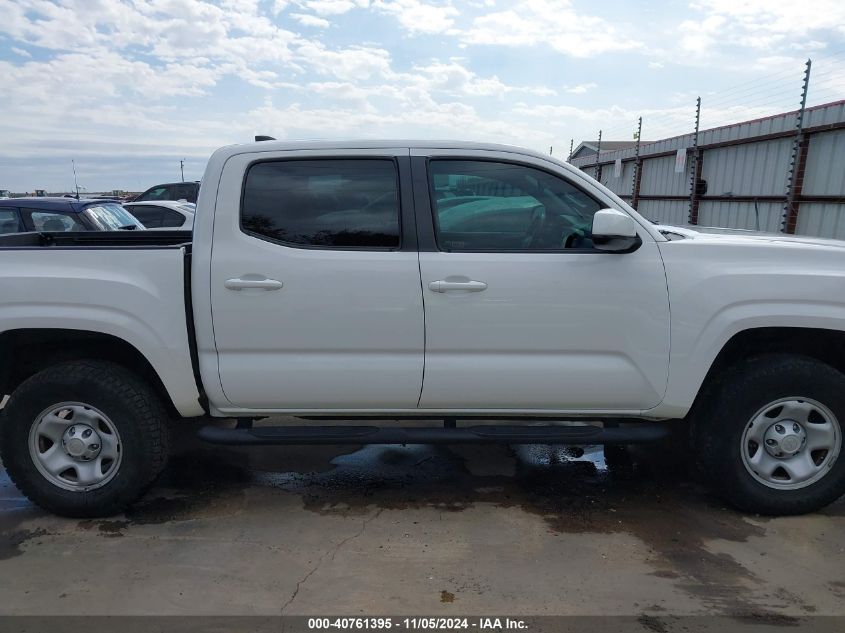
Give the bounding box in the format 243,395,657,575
631,117,643,210
783,59,812,234
594,130,602,180
688,96,701,225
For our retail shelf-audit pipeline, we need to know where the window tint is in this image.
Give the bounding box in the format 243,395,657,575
126,205,164,228
28,211,85,232
161,208,187,227
172,184,198,202
429,161,603,252
126,204,162,229
0,210,21,234
242,160,400,249
137,186,168,202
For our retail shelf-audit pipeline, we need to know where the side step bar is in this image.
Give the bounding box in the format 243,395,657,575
198,423,670,446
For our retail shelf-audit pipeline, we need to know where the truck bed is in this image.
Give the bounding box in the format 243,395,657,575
0,232,204,416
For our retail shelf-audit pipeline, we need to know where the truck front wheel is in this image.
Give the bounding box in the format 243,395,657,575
0,360,169,517
694,354,845,515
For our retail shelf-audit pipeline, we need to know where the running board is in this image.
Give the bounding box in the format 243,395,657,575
198,423,670,446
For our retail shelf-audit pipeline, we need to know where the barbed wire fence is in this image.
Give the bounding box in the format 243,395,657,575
560,50,845,235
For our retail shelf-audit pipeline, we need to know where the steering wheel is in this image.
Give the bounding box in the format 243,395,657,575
524,206,579,250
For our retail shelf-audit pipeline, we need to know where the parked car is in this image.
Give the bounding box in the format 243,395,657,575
0,197,144,235
123,200,195,230
134,181,200,203
2,139,845,518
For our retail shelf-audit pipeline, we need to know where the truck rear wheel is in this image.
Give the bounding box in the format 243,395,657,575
694,354,845,515
0,360,169,517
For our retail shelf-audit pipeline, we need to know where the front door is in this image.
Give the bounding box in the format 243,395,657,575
210,150,424,410
413,152,670,412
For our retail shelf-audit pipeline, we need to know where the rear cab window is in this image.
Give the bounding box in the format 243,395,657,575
241,159,401,249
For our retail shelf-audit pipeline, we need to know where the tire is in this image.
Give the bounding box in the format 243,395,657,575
693,354,845,515
0,360,169,517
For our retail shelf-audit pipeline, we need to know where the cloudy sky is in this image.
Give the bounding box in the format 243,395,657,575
1,0,844,192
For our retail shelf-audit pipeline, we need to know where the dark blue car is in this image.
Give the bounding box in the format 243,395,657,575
0,198,145,235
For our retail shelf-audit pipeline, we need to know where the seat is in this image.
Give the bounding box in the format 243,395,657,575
42,218,68,232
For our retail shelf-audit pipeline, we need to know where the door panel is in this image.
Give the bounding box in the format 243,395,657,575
413,153,670,411
210,151,424,410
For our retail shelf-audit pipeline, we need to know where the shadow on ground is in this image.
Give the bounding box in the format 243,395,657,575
2,419,844,617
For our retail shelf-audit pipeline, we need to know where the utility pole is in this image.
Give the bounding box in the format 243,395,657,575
180,159,185,182
594,130,602,180
688,97,702,225
72,159,80,200
631,116,643,209
549,146,553,156
783,59,812,234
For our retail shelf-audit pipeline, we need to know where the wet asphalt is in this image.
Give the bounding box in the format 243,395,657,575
1,417,844,619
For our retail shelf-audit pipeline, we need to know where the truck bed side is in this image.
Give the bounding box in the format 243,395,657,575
0,233,204,417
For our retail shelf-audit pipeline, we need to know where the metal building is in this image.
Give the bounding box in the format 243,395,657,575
570,100,845,238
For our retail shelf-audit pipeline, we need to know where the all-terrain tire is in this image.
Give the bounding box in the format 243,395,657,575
0,360,170,517
692,354,845,515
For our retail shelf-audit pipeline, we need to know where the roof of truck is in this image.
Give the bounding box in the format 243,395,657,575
218,139,565,164
0,197,121,212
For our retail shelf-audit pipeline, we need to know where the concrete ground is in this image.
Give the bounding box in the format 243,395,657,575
1,417,844,619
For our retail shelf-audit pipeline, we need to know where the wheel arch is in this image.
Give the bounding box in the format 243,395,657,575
690,326,845,417
0,328,182,418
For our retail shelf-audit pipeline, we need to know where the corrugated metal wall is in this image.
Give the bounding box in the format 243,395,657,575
574,100,845,237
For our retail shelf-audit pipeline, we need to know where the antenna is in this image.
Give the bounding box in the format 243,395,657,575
72,159,80,200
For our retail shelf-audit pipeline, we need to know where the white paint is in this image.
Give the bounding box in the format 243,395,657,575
6,139,845,421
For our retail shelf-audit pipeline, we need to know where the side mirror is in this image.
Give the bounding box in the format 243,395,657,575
591,209,642,253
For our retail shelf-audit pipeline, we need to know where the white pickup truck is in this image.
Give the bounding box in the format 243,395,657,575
1,139,844,518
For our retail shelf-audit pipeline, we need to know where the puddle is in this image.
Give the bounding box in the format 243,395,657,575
2,424,838,616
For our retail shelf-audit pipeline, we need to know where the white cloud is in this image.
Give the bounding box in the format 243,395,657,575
1,0,841,191
461,0,641,56
292,12,331,27
372,0,459,34
679,0,845,58
566,83,597,94
302,0,361,15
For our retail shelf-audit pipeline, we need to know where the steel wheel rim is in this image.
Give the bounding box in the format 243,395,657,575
28,402,123,492
741,397,841,490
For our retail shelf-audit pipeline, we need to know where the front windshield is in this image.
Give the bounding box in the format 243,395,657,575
83,203,145,230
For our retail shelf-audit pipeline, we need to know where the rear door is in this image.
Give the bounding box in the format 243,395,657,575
209,149,425,410
412,149,670,412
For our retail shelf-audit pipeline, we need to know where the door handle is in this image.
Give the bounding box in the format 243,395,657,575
428,280,488,293
225,277,284,291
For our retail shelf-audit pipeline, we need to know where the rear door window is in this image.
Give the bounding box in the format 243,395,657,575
0,209,22,234
25,210,86,232
126,205,164,228
241,159,401,249
161,208,187,227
